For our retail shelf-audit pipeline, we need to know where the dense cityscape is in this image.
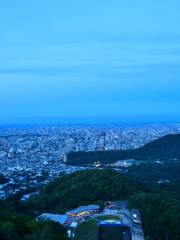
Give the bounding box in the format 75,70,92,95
0,124,180,200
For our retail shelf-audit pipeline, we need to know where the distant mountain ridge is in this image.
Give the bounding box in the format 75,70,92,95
68,134,180,166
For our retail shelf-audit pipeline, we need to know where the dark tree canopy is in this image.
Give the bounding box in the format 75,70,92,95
68,134,180,166
0,169,180,240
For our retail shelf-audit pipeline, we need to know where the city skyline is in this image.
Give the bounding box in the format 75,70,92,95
0,1,180,124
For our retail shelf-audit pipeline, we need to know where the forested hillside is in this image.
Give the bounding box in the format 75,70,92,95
68,134,180,166
0,169,180,240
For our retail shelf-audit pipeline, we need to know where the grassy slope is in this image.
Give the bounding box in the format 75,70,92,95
95,215,121,221
75,219,98,240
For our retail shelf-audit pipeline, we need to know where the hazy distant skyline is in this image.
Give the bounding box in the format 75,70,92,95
0,1,180,124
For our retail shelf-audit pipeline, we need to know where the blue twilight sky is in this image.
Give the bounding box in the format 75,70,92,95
0,0,180,124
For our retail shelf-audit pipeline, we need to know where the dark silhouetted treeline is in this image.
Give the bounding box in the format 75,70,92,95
68,134,180,166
